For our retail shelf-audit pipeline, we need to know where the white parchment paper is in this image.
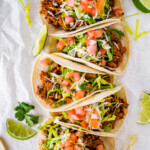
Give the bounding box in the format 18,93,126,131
0,0,150,149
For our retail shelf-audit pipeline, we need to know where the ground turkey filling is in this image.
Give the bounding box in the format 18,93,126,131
37,62,112,106
40,0,115,31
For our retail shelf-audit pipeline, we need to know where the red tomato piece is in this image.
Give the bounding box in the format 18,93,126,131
86,83,92,89
41,58,50,66
79,5,84,12
73,72,80,81
67,109,76,116
91,111,99,119
70,133,77,142
56,40,65,51
67,36,74,44
90,119,100,129
101,58,106,66
87,45,97,55
84,5,96,16
100,48,107,55
65,147,74,150
74,145,82,150
65,98,71,104
70,114,81,120
80,0,89,5
63,86,71,92
61,80,70,86
114,9,123,16
96,145,103,150
75,107,86,116
75,90,85,99
96,0,105,15
67,0,75,7
66,72,74,78
88,30,96,39
64,139,73,147
80,120,87,128
65,15,74,25
95,30,103,38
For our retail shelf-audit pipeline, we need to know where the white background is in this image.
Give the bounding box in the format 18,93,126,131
0,0,150,149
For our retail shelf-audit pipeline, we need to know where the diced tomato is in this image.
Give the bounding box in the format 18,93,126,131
100,48,107,55
68,116,75,123
40,147,47,150
85,38,91,46
95,30,103,38
80,0,89,5
65,147,74,150
91,111,99,119
74,145,82,150
70,114,81,120
66,72,74,78
86,83,92,89
75,90,85,99
65,98,71,104
67,0,75,7
75,107,86,116
67,109,76,116
73,72,80,81
90,119,100,129
63,86,71,92
60,143,65,150
64,139,73,147
84,5,96,16
61,80,70,86
87,45,97,55
67,36,74,44
70,133,77,142
57,40,65,50
88,30,96,39
96,145,103,150
41,58,50,66
101,58,106,66
96,0,105,15
80,120,87,128
65,15,74,25
75,131,84,137
114,8,123,16
79,5,84,12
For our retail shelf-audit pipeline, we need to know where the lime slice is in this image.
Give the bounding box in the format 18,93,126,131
137,92,150,125
32,24,47,57
6,119,37,140
133,0,150,13
0,140,5,150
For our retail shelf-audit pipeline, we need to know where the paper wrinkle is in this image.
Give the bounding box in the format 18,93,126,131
0,0,150,149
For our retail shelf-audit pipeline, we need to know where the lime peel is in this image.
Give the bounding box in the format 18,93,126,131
19,0,32,26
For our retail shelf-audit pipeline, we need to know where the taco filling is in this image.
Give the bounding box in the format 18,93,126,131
37,58,114,108
55,28,126,69
38,120,105,150
40,0,123,31
53,93,129,132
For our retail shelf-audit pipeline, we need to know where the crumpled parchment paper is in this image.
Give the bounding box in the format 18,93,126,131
0,0,150,149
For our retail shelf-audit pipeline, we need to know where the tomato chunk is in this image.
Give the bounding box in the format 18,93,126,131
64,139,73,147
95,30,103,38
65,147,74,150
91,111,99,119
87,45,97,55
67,36,74,44
63,86,71,92
90,119,100,128
61,80,70,86
96,0,105,14
57,40,65,51
74,145,82,150
84,5,96,16
67,0,75,7
66,72,74,78
75,107,86,116
41,58,50,66
88,30,96,39
70,133,77,142
75,90,85,99
101,58,106,66
80,0,89,5
73,72,80,81
65,15,74,25
114,9,123,16
79,5,84,12
70,114,81,120
80,120,87,128
100,48,107,55
96,145,103,150
65,98,71,104
67,109,76,116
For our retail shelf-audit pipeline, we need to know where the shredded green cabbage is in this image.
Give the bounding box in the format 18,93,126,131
19,0,32,25
134,19,148,41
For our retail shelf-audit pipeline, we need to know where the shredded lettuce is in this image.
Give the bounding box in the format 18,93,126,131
19,0,31,25
134,19,148,41
103,123,112,132
122,13,139,20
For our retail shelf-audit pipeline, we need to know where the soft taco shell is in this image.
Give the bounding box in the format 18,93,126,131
38,122,116,150
39,0,122,35
46,21,130,75
32,53,117,112
49,85,128,135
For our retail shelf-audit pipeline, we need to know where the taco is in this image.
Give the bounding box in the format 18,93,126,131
39,0,123,34
46,21,130,75
38,119,116,150
49,85,128,134
32,53,120,112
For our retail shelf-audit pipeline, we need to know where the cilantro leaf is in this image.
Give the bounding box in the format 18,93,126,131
20,102,35,113
25,114,41,127
15,109,26,121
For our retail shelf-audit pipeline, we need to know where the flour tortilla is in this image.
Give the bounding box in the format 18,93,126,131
39,0,122,35
46,21,130,75
32,53,119,112
49,86,128,135
38,122,116,150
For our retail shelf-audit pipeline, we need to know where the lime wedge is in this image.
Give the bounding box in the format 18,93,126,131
137,92,150,125
32,24,47,57
6,119,37,140
133,0,150,13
